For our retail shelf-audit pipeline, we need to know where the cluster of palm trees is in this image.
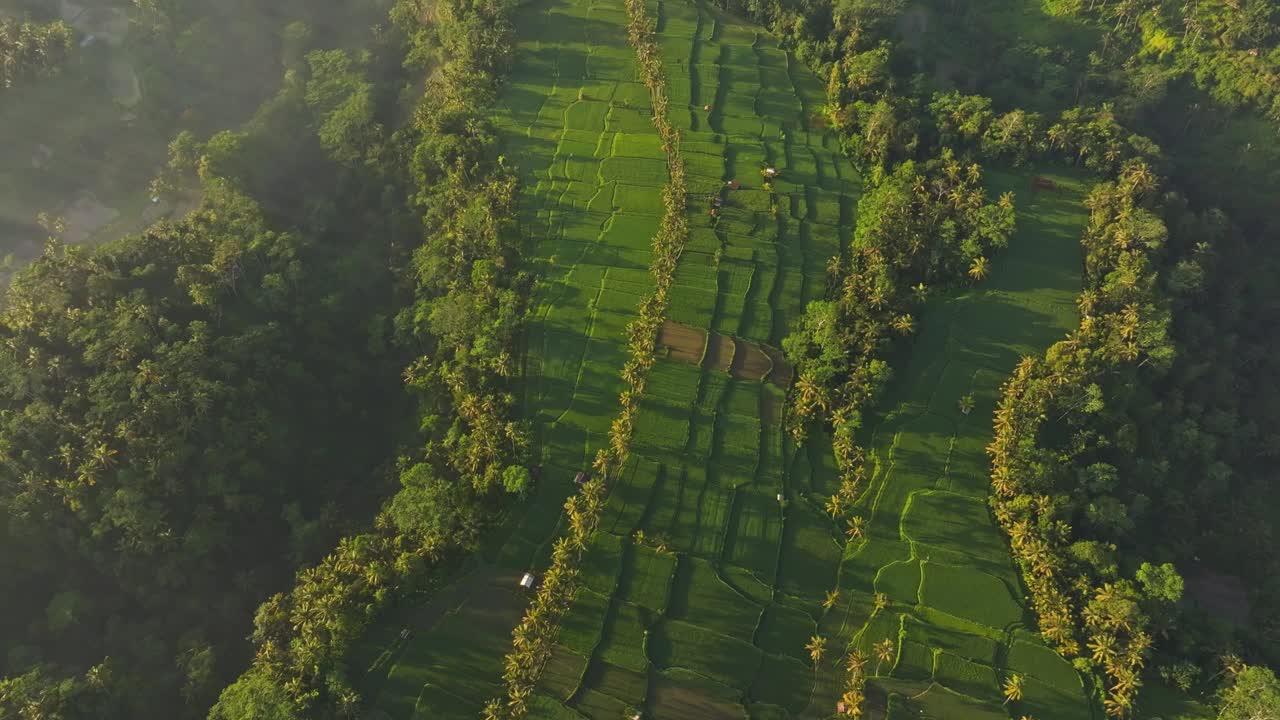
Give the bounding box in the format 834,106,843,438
987,162,1171,717
786,154,1014,516
485,4,691,717
0,18,74,91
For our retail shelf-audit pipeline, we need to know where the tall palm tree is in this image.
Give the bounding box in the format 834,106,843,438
968,255,990,282
1003,674,1024,705
1088,633,1119,665
823,590,841,610
845,515,866,541
845,649,868,675
806,635,827,667
873,592,890,614
890,313,915,336
824,493,845,518
874,638,895,675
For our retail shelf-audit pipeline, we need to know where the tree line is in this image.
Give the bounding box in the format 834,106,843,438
484,0,692,716
208,0,533,717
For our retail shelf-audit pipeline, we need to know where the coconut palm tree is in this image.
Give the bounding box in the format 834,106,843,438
968,255,990,281
845,515,866,541
890,313,915,336
806,635,827,667
845,649,868,675
1089,633,1119,665
1003,674,1024,704
823,590,841,610
824,493,845,518
873,638,895,675
873,592,890,614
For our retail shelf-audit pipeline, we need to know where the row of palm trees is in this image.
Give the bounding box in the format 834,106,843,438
485,2,692,717
987,161,1171,717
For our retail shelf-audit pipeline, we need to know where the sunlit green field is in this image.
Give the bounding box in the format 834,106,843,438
349,0,1101,717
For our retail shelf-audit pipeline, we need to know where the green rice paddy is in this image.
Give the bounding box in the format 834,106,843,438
346,0,1100,717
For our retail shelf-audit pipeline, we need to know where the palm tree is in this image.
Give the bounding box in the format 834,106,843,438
90,443,117,469
806,635,827,667
845,649,868,675
824,493,845,518
958,393,975,415
873,638,895,675
823,590,841,610
482,698,505,720
1003,674,1024,705
845,515,866,541
890,313,915,336
873,592,889,614
1088,633,1119,665
968,255,990,281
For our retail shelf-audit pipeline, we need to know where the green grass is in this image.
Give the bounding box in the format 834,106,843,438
827,163,1093,713
351,0,1102,716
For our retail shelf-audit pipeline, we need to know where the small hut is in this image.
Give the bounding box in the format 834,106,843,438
726,179,741,190
519,572,536,590
703,104,712,111
763,167,779,179
777,492,784,504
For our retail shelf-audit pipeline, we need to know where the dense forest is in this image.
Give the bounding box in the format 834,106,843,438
0,0,1276,718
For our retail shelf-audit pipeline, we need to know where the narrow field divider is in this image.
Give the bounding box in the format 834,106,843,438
486,0,690,716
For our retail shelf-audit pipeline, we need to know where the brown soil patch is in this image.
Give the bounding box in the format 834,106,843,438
658,320,794,389
649,673,743,720
762,344,793,388
702,331,734,373
658,320,706,364
729,337,771,381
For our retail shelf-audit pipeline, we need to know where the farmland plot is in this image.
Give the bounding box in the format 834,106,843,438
349,0,1100,717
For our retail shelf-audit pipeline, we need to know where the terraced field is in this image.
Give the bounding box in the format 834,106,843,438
832,167,1098,719
348,0,1100,718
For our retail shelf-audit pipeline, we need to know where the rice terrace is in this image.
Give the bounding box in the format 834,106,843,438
352,0,1106,717
4,0,1275,718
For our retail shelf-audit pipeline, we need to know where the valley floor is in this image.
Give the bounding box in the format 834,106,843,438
350,1,1099,717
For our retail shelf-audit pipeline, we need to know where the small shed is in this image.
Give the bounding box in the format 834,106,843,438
836,701,846,714
763,167,779,179
519,572,536,590
575,471,588,486
726,179,741,190
703,104,712,111
80,34,97,48
777,492,784,503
